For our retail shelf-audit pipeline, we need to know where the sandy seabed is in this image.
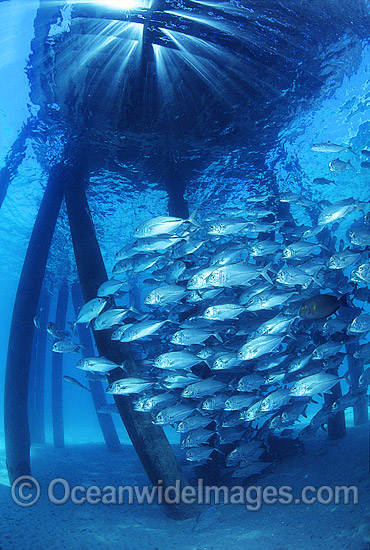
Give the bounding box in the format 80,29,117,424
0,422,369,550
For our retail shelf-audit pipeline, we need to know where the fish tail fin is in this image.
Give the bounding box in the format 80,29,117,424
213,332,223,343
120,361,128,372
340,369,352,387
210,447,224,455
339,293,351,308
349,147,358,157
187,209,201,228
228,377,239,391
261,263,273,285
68,320,77,336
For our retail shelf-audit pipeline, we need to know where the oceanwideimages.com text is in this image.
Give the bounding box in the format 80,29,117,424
11,476,359,511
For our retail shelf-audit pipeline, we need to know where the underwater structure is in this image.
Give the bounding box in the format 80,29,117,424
1,0,370,529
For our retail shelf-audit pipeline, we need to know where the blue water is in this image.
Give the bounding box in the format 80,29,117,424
0,1,369,548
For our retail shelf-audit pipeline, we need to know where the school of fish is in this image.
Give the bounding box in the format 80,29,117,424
48,143,370,480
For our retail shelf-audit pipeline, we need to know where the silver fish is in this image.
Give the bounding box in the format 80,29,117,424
181,378,227,398
144,284,187,306
154,351,201,370
349,228,370,247
76,356,125,373
120,319,172,342
134,393,177,412
181,428,214,448
154,404,195,425
212,353,241,371
318,202,357,225
260,389,291,412
350,263,370,284
250,240,281,257
207,261,272,287
97,279,125,297
329,158,352,172
245,290,297,311
171,328,222,346
311,341,343,360
347,314,370,335
238,334,285,361
202,394,228,411
74,298,107,328
240,399,266,421
237,374,265,392
93,308,129,330
186,446,215,463
311,142,355,154
134,211,200,238
203,303,246,321
106,377,155,395
208,217,249,235
289,372,343,397
224,395,256,411
52,340,82,353
282,241,322,259
328,249,362,270
177,414,213,432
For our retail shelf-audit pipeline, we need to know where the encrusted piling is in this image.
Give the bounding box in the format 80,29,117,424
29,286,51,444
4,164,64,483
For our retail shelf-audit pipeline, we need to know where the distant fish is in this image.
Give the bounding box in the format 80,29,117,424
299,294,349,320
63,375,91,392
33,315,40,329
313,177,335,186
311,142,356,155
361,161,370,169
46,322,70,341
361,149,370,157
329,158,352,172
52,339,83,353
